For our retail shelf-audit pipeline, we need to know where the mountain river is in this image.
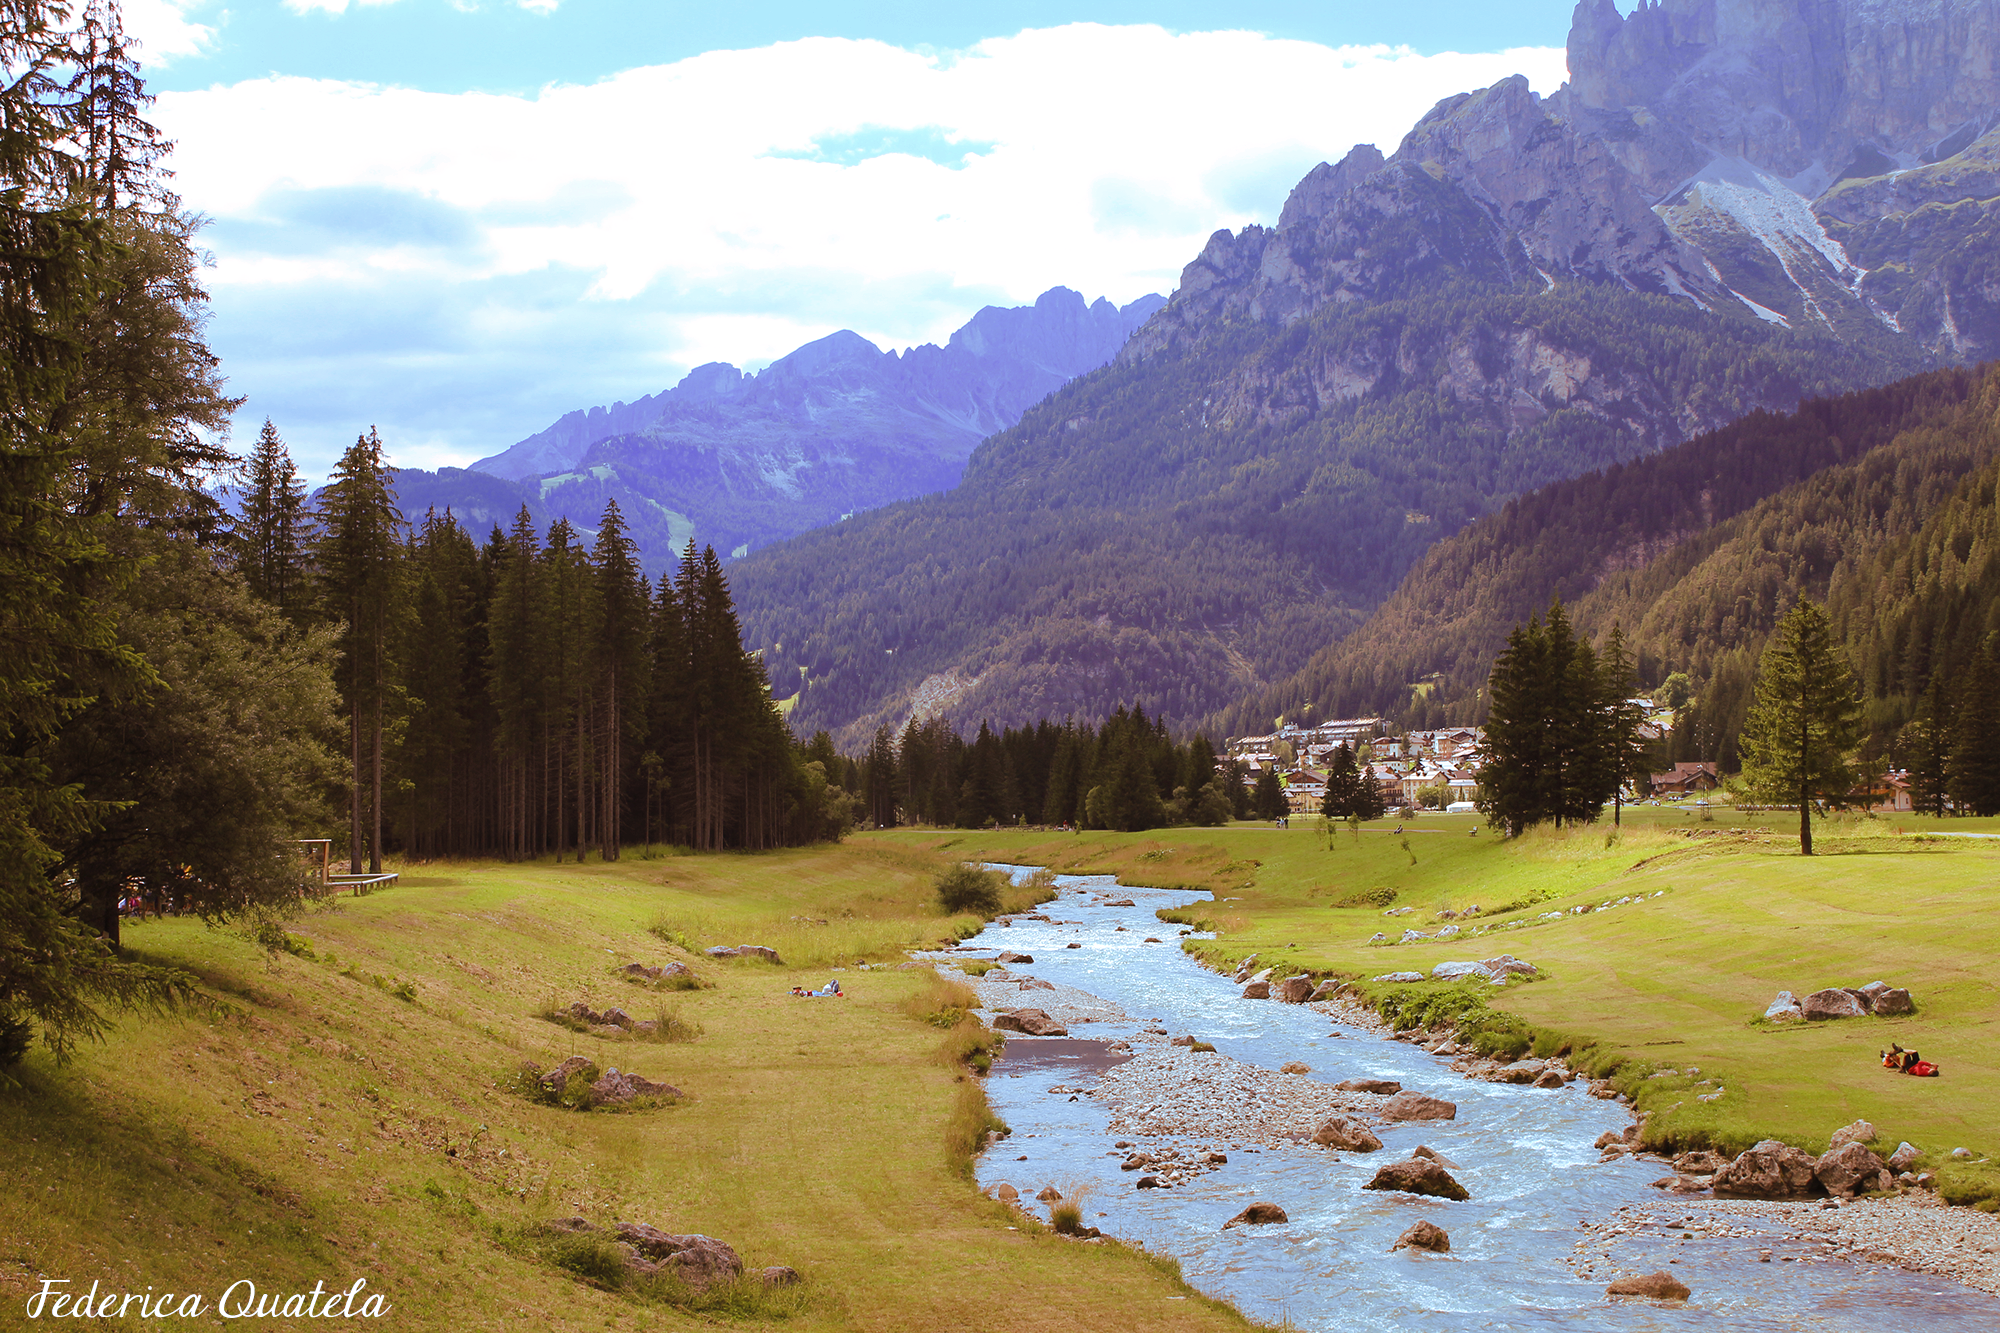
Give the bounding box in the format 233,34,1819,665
944,867,2000,1331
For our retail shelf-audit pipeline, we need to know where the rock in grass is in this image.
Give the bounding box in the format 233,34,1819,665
1391,1220,1451,1253
1479,955,1537,978
760,1266,800,1287
613,1225,744,1288
1763,991,1805,1022
1379,1091,1457,1122
1312,1115,1383,1152
1829,1119,1877,1150
543,1216,594,1235
1607,1271,1690,1300
1431,960,1495,981
1336,1078,1402,1094
1364,1157,1470,1200
1222,1203,1288,1227
992,1008,1068,1036
1373,972,1424,983
1873,987,1915,1015
1815,1142,1890,1197
1713,1140,1818,1198
1801,988,1866,1020
590,1068,679,1103
1888,1142,1921,1172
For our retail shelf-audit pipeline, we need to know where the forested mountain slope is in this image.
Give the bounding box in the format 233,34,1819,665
737,0,2000,747
1229,362,2000,771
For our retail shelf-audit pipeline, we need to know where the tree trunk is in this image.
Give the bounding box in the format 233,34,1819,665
370,688,383,875
1799,705,1813,856
349,693,363,874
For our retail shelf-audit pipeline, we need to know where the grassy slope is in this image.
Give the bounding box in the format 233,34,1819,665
0,843,1252,1331
878,811,2000,1195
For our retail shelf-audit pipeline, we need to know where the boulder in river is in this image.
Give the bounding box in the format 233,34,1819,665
1607,1271,1690,1301
993,1008,1068,1036
1490,1060,1543,1085
1277,975,1315,1003
1712,1140,1819,1197
1136,1175,1164,1189
994,1183,1018,1200
1391,1220,1451,1253
1815,1141,1890,1197
1414,1145,1459,1169
1672,1150,1729,1176
1336,1078,1402,1094
997,951,1034,964
1829,1119,1876,1150
1105,898,1135,907
1379,1091,1457,1122
1036,1186,1062,1202
1533,1068,1566,1089
1364,1157,1470,1201
1312,1115,1384,1152
1801,987,1866,1020
1222,1203,1288,1228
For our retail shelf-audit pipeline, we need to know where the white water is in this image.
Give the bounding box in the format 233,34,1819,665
955,868,2000,1331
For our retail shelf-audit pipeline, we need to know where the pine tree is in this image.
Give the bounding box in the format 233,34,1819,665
592,501,645,859
1594,625,1651,825
1739,600,1865,855
237,418,309,616
1904,668,1952,817
1946,639,2000,817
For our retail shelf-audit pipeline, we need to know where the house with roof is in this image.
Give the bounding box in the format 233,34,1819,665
1651,761,1720,795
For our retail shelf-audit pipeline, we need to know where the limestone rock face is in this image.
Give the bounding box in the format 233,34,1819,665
1713,1139,1820,1198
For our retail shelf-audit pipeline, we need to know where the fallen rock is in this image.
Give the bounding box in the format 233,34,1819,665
1801,988,1866,1021
1763,991,1804,1022
1241,981,1271,999
1380,1091,1457,1122
996,951,1034,964
760,1266,800,1287
1364,1157,1470,1201
1391,1220,1451,1253
1829,1119,1877,1150
1607,1271,1690,1301
1815,1141,1890,1197
1673,1150,1729,1176
1336,1078,1402,1095
1277,975,1315,1004
590,1068,679,1104
1887,1142,1921,1173
1713,1140,1819,1198
1231,955,1260,982
1222,1202,1288,1228
1873,987,1915,1016
1373,972,1425,983
1432,960,1495,982
1312,1115,1384,1152
992,1009,1068,1036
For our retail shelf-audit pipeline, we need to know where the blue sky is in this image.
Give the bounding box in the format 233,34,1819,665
129,1,1583,478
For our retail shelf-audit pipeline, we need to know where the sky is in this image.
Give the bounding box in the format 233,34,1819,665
127,1,1585,478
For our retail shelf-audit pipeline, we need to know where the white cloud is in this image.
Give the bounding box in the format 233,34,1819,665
151,24,1568,477
119,0,216,64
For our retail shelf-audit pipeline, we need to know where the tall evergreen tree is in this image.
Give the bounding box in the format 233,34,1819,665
592,501,645,859
235,417,309,616
1739,600,1865,855
1904,668,1952,817
315,428,403,873
1946,638,2000,817
1594,625,1651,825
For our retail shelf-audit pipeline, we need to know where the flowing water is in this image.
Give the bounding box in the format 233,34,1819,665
953,869,2000,1331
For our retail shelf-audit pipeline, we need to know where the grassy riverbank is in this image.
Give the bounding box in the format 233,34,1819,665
874,813,2000,1206
0,844,1256,1331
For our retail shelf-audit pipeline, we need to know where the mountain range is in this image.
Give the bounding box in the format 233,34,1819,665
390,287,1162,574
731,0,2000,748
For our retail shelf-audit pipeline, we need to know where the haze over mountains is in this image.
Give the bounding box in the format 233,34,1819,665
395,287,1163,573
732,0,2000,748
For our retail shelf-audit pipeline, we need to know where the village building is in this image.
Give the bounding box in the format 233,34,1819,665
1651,761,1720,795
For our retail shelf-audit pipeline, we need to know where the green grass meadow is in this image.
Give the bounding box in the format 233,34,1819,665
0,843,1254,1331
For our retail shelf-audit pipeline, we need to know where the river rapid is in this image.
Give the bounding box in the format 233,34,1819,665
951,868,2000,1331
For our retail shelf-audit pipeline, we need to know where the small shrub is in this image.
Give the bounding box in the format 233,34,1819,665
253,919,317,959
644,1004,702,1043
1050,1200,1086,1234
936,864,1003,916
646,919,702,953
943,1075,1008,1174
956,959,999,977
549,1235,629,1288
1334,886,1397,909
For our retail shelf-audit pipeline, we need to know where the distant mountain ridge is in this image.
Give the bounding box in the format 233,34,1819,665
734,0,2000,747
422,287,1162,571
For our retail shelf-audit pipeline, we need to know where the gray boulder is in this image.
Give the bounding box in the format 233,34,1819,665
1712,1140,1819,1197
1763,991,1804,1023
1887,1142,1921,1172
1829,1119,1876,1150
1432,960,1495,981
1801,988,1866,1020
1311,1115,1384,1152
1479,955,1537,978
1815,1141,1889,1197
1364,1157,1470,1200
1380,1091,1457,1121
1373,972,1425,983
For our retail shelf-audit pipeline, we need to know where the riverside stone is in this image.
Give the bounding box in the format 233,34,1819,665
1815,1142,1890,1198
1312,1115,1384,1152
1713,1140,1819,1198
1830,1119,1877,1150
1391,1220,1451,1253
1364,1157,1470,1201
1242,981,1272,999
996,951,1034,964
993,1008,1068,1036
1277,975,1315,1003
1888,1142,1921,1172
1337,1078,1403,1094
1223,1203,1289,1227
1380,1091,1457,1122
1607,1271,1690,1301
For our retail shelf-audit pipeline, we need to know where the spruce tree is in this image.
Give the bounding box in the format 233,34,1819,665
1947,640,2000,817
236,417,309,616
1739,600,1865,855
1904,668,1952,817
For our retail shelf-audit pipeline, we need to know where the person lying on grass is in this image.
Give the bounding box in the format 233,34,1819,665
1882,1044,1940,1076
789,980,845,998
